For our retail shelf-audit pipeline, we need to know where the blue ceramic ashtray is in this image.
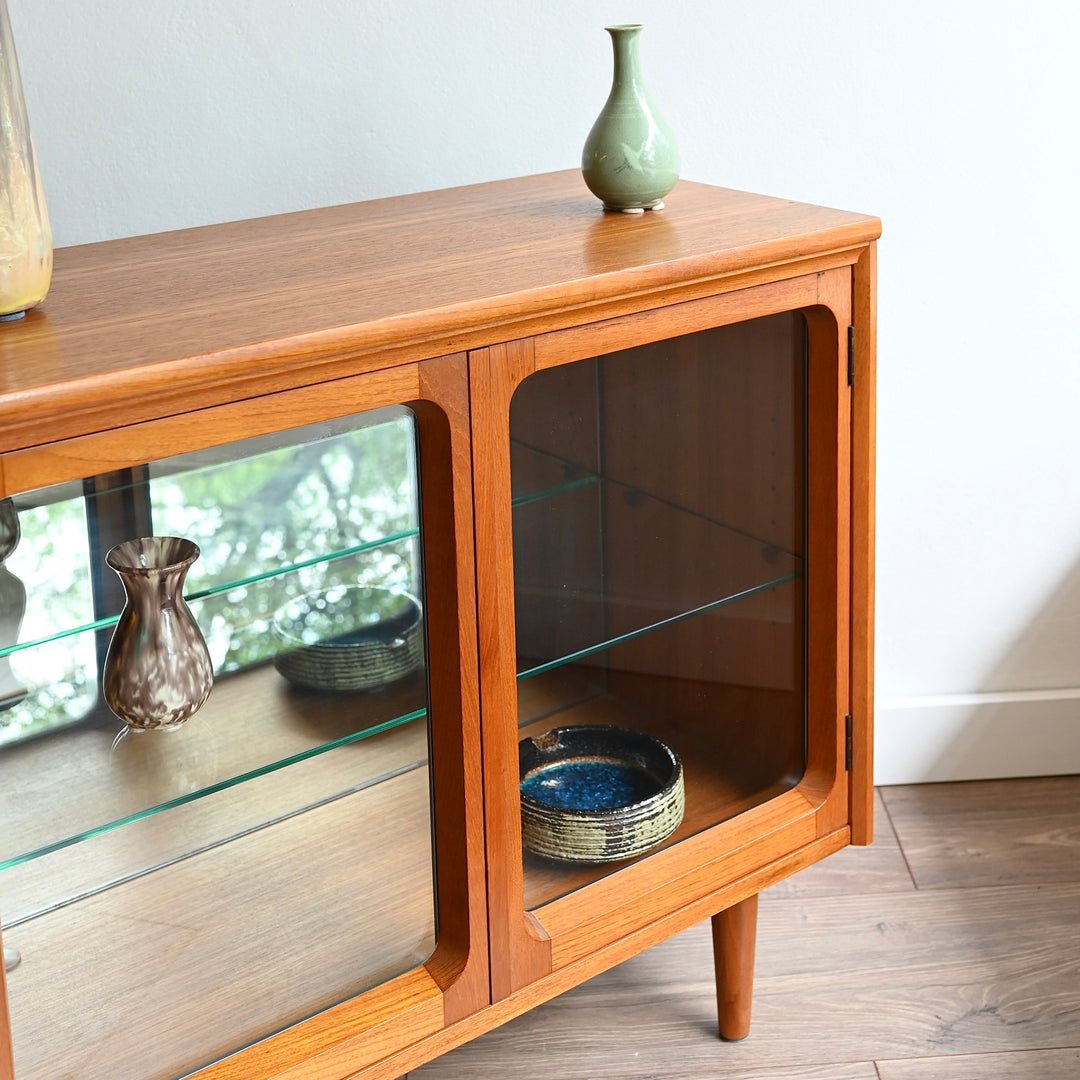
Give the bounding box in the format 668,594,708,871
519,724,685,863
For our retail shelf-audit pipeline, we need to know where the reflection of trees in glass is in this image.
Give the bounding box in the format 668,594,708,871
153,415,419,672
0,412,420,744
0,500,96,745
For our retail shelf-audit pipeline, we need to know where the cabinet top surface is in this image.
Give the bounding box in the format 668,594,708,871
0,170,879,450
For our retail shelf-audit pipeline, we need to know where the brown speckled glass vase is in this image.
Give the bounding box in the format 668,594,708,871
103,536,213,732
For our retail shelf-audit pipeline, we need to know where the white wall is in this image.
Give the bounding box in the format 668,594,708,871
9,0,1080,783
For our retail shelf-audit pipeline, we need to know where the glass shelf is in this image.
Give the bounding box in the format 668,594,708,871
0,665,429,875
1,723,430,927
0,529,420,666
516,575,804,909
518,571,800,681
5,763,435,1080
0,402,430,871
511,441,801,684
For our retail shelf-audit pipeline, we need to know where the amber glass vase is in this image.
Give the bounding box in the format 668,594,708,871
0,0,52,319
103,537,214,732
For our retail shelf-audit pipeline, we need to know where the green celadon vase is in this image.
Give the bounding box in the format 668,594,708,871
581,24,680,212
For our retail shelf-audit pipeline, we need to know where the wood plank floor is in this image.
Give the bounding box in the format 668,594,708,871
410,776,1080,1079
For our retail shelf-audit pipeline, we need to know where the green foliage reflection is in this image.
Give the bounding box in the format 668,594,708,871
0,410,420,746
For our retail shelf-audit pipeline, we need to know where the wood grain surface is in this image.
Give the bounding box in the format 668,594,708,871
409,776,1080,1079
711,893,759,1041
877,1048,1080,1079
0,172,879,455
848,242,877,845
5,769,437,1080
761,790,913,899
881,775,1080,888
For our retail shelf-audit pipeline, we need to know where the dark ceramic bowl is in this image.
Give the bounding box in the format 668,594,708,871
272,585,423,692
519,724,684,863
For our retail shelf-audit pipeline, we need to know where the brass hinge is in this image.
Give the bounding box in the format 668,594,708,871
847,325,856,387
845,713,854,770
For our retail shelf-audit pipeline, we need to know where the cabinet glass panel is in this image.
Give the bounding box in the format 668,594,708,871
512,313,806,908
0,406,436,1080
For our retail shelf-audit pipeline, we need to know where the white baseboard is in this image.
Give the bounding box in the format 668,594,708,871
874,688,1080,785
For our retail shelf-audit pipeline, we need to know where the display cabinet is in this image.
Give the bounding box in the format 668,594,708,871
0,171,878,1079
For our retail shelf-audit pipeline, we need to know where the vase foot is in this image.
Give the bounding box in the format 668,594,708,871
603,200,666,214
0,310,27,321
116,719,188,736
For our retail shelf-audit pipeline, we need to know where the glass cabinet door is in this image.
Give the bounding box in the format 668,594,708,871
0,391,469,1079
509,312,807,909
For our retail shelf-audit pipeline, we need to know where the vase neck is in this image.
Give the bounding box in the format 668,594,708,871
115,564,191,608
107,536,200,607
0,0,27,119
606,24,644,92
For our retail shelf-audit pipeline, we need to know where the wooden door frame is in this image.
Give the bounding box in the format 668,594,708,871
0,355,489,1080
473,266,864,999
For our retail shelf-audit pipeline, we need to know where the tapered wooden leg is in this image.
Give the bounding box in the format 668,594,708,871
711,892,759,1041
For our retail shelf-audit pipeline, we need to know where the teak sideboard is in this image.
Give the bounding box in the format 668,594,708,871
0,170,879,1080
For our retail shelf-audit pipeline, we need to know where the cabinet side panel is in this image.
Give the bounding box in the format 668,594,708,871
850,242,877,843
802,269,852,836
